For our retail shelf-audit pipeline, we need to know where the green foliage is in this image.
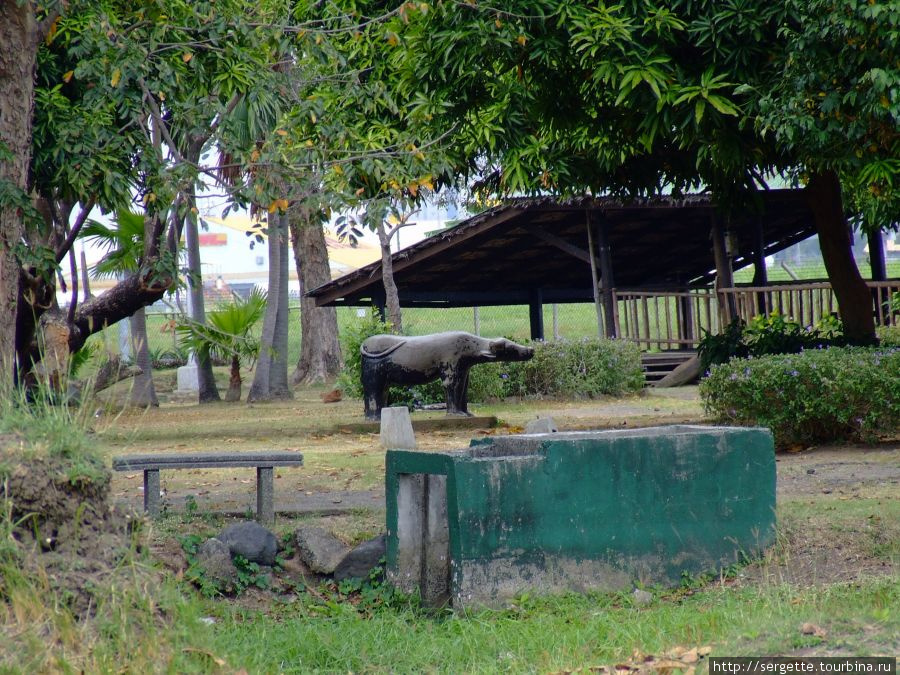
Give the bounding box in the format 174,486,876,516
148,344,190,370
233,555,270,592
81,210,145,279
698,312,847,371
333,557,409,612
700,347,900,447
502,338,645,399
336,307,393,399
68,340,99,378
176,288,267,365
877,325,900,348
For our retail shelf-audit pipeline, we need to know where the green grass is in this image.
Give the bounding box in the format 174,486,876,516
732,259,900,284
191,578,898,673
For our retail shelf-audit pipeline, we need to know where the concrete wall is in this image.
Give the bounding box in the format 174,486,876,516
385,425,775,609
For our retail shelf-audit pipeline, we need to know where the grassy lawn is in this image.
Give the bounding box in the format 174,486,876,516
3,377,898,673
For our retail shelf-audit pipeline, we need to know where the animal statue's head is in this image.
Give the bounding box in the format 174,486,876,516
482,337,534,362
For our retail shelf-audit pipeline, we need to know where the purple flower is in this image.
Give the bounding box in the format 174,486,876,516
500,373,509,380
790,370,799,377
729,373,738,381
744,367,751,376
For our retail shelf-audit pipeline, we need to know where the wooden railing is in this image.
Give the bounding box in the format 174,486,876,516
611,289,719,350
610,280,899,349
717,280,900,329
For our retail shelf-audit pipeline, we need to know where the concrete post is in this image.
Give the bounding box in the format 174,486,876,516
143,469,160,516
380,406,417,449
256,466,275,524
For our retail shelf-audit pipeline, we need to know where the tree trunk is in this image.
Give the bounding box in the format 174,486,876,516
226,354,242,402
289,207,342,385
269,212,293,399
805,171,876,345
123,211,167,407
185,204,221,402
377,221,403,333
128,306,158,407
248,213,281,401
0,3,38,387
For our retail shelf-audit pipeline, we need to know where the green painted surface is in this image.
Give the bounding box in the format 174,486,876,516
386,425,776,605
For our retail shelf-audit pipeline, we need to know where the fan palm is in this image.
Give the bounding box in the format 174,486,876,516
81,210,145,278
176,288,267,402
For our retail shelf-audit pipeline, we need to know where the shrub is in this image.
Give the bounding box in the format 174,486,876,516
501,338,644,399
700,346,900,448
698,312,846,371
878,325,900,348
336,307,393,399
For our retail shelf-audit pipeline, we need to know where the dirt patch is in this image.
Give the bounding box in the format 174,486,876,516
733,442,900,587
1,447,148,618
775,443,900,498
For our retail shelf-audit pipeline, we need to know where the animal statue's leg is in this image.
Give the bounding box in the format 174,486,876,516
444,369,473,416
362,359,387,420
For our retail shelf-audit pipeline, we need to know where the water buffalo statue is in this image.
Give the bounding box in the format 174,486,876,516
360,331,534,420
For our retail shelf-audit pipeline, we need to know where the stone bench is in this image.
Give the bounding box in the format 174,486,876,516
112,452,304,523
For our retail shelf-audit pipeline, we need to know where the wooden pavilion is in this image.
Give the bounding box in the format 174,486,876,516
308,190,898,354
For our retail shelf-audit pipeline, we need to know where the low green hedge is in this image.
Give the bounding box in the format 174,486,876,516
498,338,644,399
700,346,900,448
878,325,900,348
337,316,644,406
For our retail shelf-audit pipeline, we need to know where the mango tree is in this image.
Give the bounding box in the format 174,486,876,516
374,0,899,344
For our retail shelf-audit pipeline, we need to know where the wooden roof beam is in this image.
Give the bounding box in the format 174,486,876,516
524,225,592,264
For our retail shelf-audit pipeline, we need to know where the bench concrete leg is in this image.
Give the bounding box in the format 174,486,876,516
257,467,274,524
144,469,161,516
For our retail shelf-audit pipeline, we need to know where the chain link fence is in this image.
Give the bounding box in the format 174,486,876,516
83,300,602,372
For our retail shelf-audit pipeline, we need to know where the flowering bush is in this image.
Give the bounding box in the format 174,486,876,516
700,347,900,447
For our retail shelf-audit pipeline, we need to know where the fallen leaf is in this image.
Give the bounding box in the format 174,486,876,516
800,622,827,638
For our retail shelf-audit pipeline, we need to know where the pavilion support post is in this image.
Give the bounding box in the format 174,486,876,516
585,212,605,339
711,216,737,322
595,215,617,339
529,289,545,341
678,292,695,347
751,217,768,315
867,230,887,325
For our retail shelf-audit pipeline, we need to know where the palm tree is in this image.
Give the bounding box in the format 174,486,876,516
82,210,159,407
176,288,266,401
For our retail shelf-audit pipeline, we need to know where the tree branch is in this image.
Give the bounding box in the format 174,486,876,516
67,246,78,324
55,198,95,264
138,77,187,164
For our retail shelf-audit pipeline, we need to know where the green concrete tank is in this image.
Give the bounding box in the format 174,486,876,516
385,425,775,609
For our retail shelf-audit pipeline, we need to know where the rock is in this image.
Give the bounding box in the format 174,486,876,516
218,521,278,566
333,534,387,581
196,538,239,590
632,588,653,606
294,525,349,574
525,416,558,434
380,406,417,449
